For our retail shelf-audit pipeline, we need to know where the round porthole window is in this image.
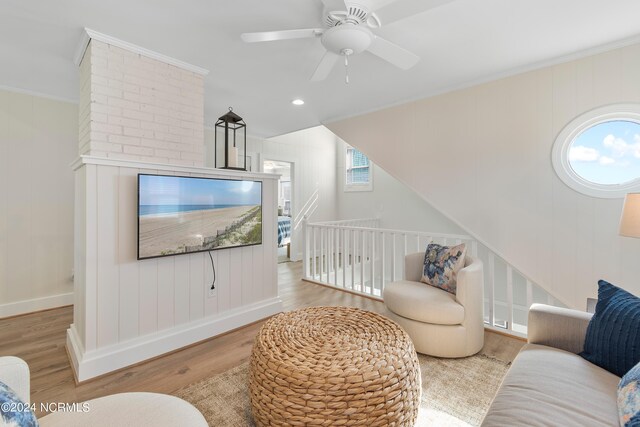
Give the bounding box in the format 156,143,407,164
552,104,640,198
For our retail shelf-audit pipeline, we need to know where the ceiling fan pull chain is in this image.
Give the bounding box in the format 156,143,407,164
345,54,349,84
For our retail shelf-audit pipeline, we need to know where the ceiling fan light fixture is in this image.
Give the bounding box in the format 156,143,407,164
321,24,373,55
291,99,305,106
241,0,432,82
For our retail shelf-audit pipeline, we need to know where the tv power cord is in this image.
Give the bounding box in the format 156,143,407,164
208,251,216,290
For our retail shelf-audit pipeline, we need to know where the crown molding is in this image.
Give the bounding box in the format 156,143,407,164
323,32,640,126
73,28,209,76
0,84,77,104
71,155,278,180
73,29,91,66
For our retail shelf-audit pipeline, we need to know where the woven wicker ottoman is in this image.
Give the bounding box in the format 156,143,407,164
249,306,421,426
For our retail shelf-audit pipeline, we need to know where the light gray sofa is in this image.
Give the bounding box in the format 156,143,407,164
0,356,208,427
482,304,620,427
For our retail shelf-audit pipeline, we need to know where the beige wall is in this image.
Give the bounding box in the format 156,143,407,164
327,42,640,309
335,138,464,234
0,89,77,315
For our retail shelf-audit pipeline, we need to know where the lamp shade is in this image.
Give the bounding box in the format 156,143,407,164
619,193,640,238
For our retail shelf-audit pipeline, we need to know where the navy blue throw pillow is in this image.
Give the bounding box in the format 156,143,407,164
580,280,640,377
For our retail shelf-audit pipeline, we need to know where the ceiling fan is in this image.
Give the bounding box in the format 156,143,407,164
241,0,453,83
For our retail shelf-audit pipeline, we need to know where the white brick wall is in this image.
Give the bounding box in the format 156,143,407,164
78,39,205,166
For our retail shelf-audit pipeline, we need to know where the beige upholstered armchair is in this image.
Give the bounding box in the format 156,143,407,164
383,252,485,357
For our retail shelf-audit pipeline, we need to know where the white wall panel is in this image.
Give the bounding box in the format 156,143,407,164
241,246,253,305
96,165,119,347
118,167,140,340
173,254,190,325
71,158,280,380
252,245,264,302
327,42,640,309
189,253,205,321
157,257,175,331
216,249,230,313
138,258,158,336
228,247,242,309
203,250,218,317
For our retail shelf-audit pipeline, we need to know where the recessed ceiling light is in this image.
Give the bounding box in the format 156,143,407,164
291,99,305,106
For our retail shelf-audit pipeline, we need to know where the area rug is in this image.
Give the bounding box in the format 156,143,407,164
175,354,509,427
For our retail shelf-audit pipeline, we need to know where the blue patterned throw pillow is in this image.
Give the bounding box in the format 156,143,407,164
619,361,640,426
0,380,38,427
580,280,640,377
420,243,466,294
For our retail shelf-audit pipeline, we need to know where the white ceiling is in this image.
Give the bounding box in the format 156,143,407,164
2,0,640,137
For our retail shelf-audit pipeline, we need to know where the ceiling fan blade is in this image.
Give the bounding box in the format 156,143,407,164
310,51,341,81
367,36,419,70
241,28,323,43
374,0,454,26
321,0,345,8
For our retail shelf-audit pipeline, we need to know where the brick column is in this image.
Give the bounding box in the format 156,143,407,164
78,38,206,166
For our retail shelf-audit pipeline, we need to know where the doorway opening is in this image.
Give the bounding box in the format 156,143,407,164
263,160,293,263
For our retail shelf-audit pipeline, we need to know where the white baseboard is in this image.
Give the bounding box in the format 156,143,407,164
66,297,283,382
0,292,74,319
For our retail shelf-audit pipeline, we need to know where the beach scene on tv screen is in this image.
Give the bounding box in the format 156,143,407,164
138,175,262,259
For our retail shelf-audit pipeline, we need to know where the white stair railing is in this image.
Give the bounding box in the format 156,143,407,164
302,218,564,337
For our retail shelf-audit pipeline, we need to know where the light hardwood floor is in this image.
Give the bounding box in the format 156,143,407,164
0,261,524,417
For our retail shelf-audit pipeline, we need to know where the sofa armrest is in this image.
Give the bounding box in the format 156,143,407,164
0,357,30,403
527,304,592,354
404,252,424,282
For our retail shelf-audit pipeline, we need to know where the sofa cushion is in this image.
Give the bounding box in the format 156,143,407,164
420,243,466,294
482,344,620,427
383,279,465,325
618,361,640,426
0,380,38,427
580,280,640,377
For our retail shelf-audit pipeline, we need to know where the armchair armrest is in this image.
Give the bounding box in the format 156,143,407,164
527,304,593,354
455,257,484,310
404,252,424,282
456,256,485,354
0,356,30,403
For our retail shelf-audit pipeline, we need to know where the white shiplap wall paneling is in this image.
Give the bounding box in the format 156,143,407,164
189,252,205,322
173,253,190,325
139,257,159,336
217,249,230,314
241,246,253,306
228,247,243,309
327,42,640,309
70,157,281,381
96,165,120,348
84,163,98,352
203,249,218,317
118,167,140,340
157,256,175,331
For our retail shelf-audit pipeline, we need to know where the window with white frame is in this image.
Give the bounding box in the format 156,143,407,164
345,145,373,191
552,104,640,198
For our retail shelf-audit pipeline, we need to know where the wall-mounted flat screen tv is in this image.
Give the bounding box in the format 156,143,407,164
138,174,262,260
